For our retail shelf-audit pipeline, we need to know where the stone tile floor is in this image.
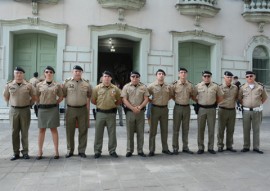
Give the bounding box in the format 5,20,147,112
0,117,270,191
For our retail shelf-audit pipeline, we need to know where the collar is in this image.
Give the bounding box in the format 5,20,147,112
12,80,27,85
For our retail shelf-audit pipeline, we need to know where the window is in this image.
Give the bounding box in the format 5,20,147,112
252,46,270,86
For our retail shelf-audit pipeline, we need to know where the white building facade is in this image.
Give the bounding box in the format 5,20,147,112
0,0,270,116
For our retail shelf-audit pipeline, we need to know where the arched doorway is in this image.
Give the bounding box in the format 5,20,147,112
252,45,270,86
13,33,57,80
98,37,139,88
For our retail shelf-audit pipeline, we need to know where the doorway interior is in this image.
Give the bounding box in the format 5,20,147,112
98,37,140,88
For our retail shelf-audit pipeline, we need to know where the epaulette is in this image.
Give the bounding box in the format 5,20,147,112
188,80,193,84
172,80,177,85
219,83,222,86
82,78,89,83
239,83,245,87
258,82,265,88
6,80,12,84
212,82,218,85
64,78,72,82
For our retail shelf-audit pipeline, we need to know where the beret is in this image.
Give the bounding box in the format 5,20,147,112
130,71,140,77
14,66,25,73
33,72,38,77
156,69,166,75
103,70,113,77
44,66,55,73
73,65,83,71
179,67,188,72
202,70,212,76
246,71,255,75
224,71,233,76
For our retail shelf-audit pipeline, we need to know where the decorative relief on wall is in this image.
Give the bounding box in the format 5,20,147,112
175,0,220,27
97,0,146,21
27,17,39,25
242,0,270,33
14,0,59,17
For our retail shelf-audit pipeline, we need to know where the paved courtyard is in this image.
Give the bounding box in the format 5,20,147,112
0,117,270,191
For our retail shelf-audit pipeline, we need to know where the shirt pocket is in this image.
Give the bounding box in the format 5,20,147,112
198,88,204,93
9,87,17,94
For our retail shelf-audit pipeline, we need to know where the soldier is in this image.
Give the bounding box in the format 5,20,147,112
3,67,36,160
217,71,238,152
193,71,223,154
238,71,268,154
29,72,40,87
148,69,173,156
91,71,121,158
171,68,195,155
121,71,149,157
62,65,92,158
36,66,63,160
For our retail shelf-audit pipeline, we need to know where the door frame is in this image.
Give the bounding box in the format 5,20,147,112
89,23,151,86
0,19,67,82
171,30,224,83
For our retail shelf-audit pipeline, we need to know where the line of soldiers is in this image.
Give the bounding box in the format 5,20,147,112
2,66,268,161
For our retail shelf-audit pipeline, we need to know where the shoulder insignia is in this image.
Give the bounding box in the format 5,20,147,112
82,78,89,83
258,82,265,88
212,82,218,85
188,80,193,84
172,80,177,85
64,78,72,82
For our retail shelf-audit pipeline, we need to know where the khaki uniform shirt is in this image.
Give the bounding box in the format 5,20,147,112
29,77,40,87
238,82,268,108
3,80,35,106
171,80,194,105
36,81,63,104
92,83,121,110
148,81,172,106
219,83,238,108
63,78,92,106
121,82,150,106
194,81,224,105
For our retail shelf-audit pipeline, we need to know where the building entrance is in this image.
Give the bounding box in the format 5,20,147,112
179,42,210,84
13,33,57,80
98,37,139,88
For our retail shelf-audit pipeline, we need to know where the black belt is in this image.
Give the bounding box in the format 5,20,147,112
67,104,86,108
199,104,216,109
11,105,30,109
219,106,235,111
97,108,117,113
152,104,167,108
175,103,189,107
38,104,58,109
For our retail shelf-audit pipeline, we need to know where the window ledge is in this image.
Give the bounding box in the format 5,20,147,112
14,0,59,3
175,0,220,18
97,0,146,10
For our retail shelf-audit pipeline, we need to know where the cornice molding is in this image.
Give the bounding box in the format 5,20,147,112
170,30,224,40
0,18,68,30
89,23,151,34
